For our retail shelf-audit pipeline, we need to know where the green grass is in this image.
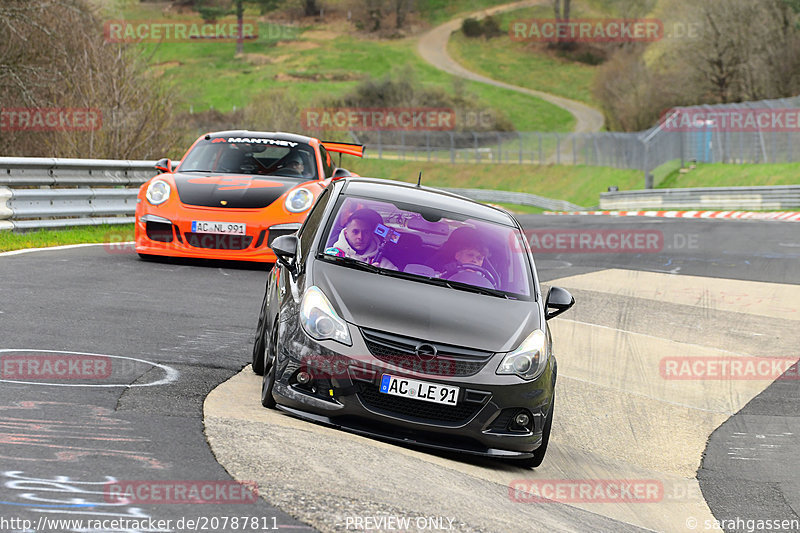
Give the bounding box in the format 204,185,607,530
658,163,800,189
419,0,519,25
115,2,574,132
0,225,134,253
491,202,547,214
350,158,644,207
447,5,603,106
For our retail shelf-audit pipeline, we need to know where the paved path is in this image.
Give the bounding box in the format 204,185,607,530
416,0,606,134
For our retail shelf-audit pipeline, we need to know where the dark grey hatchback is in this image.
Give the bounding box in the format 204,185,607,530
252,177,574,468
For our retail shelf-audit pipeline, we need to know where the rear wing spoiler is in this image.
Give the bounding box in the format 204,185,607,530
321,141,365,158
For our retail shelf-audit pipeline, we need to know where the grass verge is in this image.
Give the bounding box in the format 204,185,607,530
350,158,643,207
0,224,134,253
657,163,800,189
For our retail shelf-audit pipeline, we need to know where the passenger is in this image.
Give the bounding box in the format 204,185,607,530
326,208,397,269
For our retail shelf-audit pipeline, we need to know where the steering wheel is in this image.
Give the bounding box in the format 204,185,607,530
443,263,499,288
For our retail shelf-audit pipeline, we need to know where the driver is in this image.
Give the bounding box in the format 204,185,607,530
431,226,494,281
453,245,487,268
441,242,490,274
284,154,305,175
326,208,396,269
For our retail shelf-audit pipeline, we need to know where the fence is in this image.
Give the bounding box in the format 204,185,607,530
351,96,800,188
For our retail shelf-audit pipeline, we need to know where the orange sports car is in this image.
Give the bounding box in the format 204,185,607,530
135,131,363,263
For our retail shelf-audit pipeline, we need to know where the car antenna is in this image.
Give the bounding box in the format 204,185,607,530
416,171,422,188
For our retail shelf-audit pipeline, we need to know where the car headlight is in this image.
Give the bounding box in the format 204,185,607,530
145,180,171,206
300,286,351,346
496,329,549,380
285,187,314,213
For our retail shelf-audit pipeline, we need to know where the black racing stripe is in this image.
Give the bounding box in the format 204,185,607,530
173,173,296,209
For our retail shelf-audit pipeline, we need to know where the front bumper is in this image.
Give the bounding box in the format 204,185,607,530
134,211,301,262
272,317,555,458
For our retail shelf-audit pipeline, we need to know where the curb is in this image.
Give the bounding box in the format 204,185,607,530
544,210,800,222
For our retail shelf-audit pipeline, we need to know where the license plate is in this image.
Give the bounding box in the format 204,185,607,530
379,374,459,406
191,221,246,235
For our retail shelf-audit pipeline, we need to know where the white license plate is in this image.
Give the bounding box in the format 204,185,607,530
191,221,246,235
379,374,459,406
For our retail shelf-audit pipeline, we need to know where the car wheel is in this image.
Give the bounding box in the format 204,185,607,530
519,396,554,469
260,323,278,409
252,292,269,375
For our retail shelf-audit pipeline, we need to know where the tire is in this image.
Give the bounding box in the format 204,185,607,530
252,293,270,375
260,323,278,409
518,396,554,469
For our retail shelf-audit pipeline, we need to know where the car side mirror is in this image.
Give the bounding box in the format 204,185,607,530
155,158,172,173
545,286,574,320
271,235,299,275
332,168,351,180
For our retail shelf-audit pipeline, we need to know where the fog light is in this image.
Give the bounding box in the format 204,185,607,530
297,371,311,384
514,413,530,427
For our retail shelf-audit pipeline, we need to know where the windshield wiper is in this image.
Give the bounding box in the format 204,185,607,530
438,278,511,299
378,269,510,299
179,169,214,173
321,254,382,273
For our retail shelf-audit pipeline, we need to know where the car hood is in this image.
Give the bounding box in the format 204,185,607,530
171,172,306,208
313,260,541,353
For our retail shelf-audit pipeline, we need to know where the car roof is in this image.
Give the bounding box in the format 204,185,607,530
338,177,519,226
205,130,316,145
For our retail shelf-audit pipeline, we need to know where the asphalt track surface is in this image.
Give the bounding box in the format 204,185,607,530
0,215,798,533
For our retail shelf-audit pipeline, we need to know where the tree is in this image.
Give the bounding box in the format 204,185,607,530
394,0,412,29
672,0,800,103
552,0,572,49
0,0,181,158
232,0,280,56
304,0,319,17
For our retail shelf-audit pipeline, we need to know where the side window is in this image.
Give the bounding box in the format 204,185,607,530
319,145,334,178
298,188,331,261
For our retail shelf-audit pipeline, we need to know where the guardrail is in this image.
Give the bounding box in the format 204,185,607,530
443,188,583,212
0,157,158,230
600,185,800,211
0,157,586,231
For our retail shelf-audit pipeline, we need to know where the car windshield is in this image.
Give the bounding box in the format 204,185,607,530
319,195,533,299
178,136,318,179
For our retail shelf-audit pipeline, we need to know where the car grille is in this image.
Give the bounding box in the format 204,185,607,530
355,381,483,425
361,328,494,377
183,232,253,250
